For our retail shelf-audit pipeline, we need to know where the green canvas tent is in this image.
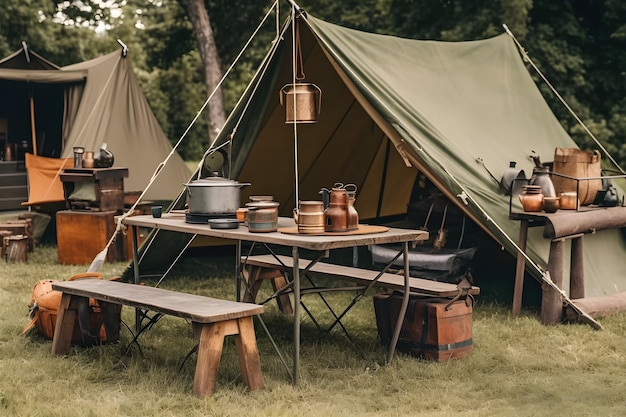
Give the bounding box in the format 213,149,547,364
0,46,190,202
136,11,626,309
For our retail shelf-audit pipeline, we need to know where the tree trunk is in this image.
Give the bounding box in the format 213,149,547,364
178,0,226,142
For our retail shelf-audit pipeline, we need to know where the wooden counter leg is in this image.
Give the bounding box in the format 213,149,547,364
193,322,226,397
512,220,528,317
234,317,264,391
541,239,564,325
52,293,76,355
569,236,585,300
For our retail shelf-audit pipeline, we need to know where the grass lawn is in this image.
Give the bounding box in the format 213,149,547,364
1,245,626,416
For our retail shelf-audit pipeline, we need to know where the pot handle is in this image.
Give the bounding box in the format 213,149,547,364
312,83,322,116
239,182,251,188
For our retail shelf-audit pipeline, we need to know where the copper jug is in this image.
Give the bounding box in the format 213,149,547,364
280,83,322,124
82,151,95,168
324,188,349,232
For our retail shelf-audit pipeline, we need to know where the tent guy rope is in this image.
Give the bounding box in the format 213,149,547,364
88,0,281,273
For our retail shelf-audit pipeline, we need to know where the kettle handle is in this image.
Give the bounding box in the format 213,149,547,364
344,183,357,195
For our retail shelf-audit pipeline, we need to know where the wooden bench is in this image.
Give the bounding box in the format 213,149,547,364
241,254,480,311
51,279,264,397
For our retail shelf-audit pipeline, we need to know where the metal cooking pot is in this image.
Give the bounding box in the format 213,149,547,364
185,177,250,214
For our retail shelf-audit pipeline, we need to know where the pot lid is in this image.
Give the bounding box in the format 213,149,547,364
187,177,245,186
246,201,279,208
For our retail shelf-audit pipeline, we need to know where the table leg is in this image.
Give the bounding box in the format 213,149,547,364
131,224,141,333
387,241,410,363
570,236,584,299
292,246,300,385
541,238,564,325
512,219,529,317
236,240,242,302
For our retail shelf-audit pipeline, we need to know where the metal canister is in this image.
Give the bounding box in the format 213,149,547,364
246,201,279,232
280,83,322,124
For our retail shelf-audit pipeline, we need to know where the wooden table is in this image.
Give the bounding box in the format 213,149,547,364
509,206,626,323
122,213,428,384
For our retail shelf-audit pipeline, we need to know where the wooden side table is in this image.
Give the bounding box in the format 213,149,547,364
60,167,129,212
510,206,626,324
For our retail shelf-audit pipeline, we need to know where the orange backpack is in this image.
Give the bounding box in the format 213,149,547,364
21,272,112,344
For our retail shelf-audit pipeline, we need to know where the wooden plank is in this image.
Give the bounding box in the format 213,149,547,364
51,280,263,323
242,255,480,298
566,291,626,320
543,206,626,238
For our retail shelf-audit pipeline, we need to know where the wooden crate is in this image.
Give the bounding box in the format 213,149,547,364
373,293,473,361
56,210,126,265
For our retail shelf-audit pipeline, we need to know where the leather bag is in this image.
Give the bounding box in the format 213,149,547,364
21,272,112,344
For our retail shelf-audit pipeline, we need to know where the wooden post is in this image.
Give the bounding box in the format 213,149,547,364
541,239,564,325
569,237,585,299
512,220,528,317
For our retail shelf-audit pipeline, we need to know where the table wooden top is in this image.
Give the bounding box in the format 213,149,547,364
52,279,263,323
122,214,428,251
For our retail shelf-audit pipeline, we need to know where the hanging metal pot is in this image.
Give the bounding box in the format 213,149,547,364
280,83,322,123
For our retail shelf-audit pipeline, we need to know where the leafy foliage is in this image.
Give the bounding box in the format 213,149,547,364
0,0,624,165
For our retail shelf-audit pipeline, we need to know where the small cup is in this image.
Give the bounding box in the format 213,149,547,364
151,205,162,218
542,196,560,213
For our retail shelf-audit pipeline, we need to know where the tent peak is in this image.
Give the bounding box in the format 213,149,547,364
117,39,128,58
21,41,30,63
284,0,301,11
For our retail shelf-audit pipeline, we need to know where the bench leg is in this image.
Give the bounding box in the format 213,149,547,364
51,294,76,355
234,317,264,391
193,322,226,397
243,265,293,315
99,301,121,343
192,318,264,397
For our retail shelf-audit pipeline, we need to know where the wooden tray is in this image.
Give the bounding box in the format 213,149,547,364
278,224,389,236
